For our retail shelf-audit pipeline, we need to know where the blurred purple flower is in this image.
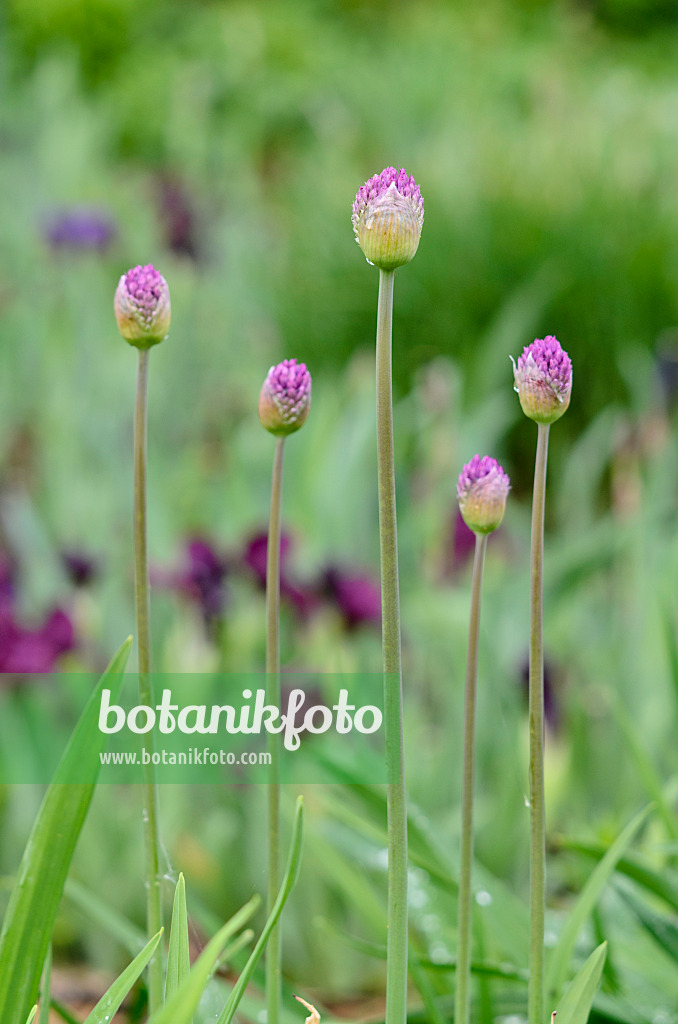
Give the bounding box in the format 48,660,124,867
520,655,562,733
44,208,116,252
322,567,381,630
243,532,316,617
0,606,76,674
154,538,228,631
157,176,200,260
62,549,99,588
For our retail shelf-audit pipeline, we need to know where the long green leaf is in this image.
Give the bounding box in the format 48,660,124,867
554,942,607,1024
145,895,261,1024
84,929,163,1024
166,874,191,1005
216,795,305,1024
24,1009,37,1024
546,806,651,1001
38,944,51,1024
617,884,678,963
0,637,132,1024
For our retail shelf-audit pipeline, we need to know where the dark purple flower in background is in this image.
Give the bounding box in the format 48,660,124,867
44,208,116,253
243,532,316,617
156,176,200,260
0,606,76,674
520,655,562,733
62,549,99,588
322,567,381,630
154,537,228,632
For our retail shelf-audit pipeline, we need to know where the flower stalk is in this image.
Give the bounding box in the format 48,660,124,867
116,263,171,1015
376,267,408,1024
454,455,509,1024
353,167,424,1024
133,348,163,1014
512,334,572,1024
454,530,487,1024
528,421,549,1024
265,434,285,1024
258,358,311,1024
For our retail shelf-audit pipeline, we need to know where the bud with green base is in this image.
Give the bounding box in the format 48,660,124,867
352,167,424,271
114,264,171,349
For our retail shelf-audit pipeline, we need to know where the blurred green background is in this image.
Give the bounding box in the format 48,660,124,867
3,0,678,1020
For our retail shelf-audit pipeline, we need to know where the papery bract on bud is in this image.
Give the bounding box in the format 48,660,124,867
512,335,572,424
258,358,312,437
457,455,510,534
352,167,424,271
114,263,171,349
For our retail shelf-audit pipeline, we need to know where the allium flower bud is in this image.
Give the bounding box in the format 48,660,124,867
457,455,510,534
258,359,312,437
512,335,572,424
352,167,424,271
114,264,171,349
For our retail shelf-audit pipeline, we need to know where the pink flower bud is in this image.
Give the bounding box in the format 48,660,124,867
457,455,510,534
512,335,572,424
114,264,171,349
258,359,312,437
352,167,424,271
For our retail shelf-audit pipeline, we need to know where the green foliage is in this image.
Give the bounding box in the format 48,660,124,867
0,637,132,1024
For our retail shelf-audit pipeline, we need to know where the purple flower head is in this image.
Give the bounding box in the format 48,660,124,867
62,549,99,588
323,567,381,630
512,335,572,424
114,263,171,349
0,605,76,674
352,167,424,271
153,537,228,634
457,455,510,534
45,207,116,252
259,359,312,437
243,531,316,618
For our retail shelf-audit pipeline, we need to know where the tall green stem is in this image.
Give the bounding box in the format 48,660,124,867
376,268,408,1024
454,531,488,1024
265,436,285,1024
528,422,550,1024
133,348,163,1014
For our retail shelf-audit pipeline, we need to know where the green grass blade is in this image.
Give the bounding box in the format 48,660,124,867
556,838,678,912
546,806,651,1002
38,944,51,1024
166,874,191,1006
145,895,261,1024
0,637,132,1024
216,795,304,1024
24,1009,37,1024
83,929,163,1024
617,884,678,963
553,942,607,1024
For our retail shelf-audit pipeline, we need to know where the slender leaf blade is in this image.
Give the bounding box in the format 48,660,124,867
84,929,163,1024
554,942,607,1024
546,806,650,1001
145,896,261,1024
166,874,191,1005
0,637,132,1024
216,795,304,1024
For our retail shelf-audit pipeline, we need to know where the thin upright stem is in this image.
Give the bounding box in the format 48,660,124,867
454,531,488,1024
265,436,285,1024
133,348,163,1015
528,422,550,1024
375,268,408,1024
